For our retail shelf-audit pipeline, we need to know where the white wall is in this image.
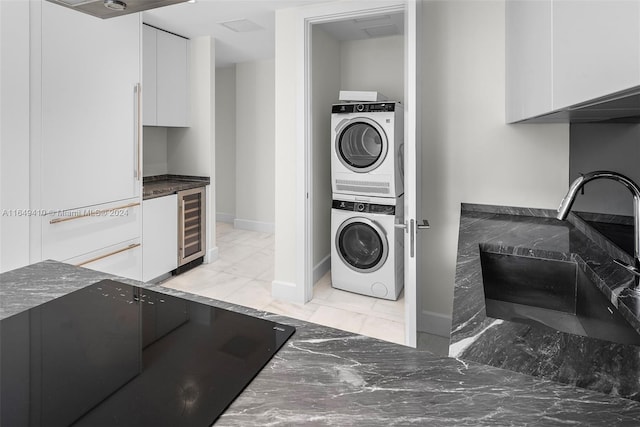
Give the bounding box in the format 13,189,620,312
215,65,236,223
419,0,569,333
340,35,404,103
142,126,168,177
0,0,31,272
274,6,300,291
311,26,340,274
569,123,639,216
234,59,276,233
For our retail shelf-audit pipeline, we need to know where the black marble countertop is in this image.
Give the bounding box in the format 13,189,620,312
450,203,640,401
3,261,640,424
142,174,210,200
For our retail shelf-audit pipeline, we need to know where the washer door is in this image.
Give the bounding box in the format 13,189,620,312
336,217,388,273
335,117,388,173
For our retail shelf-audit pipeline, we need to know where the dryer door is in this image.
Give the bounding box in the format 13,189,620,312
336,217,389,273
335,117,388,173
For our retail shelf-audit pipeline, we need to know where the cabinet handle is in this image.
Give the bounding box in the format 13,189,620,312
180,198,186,260
49,202,140,224
76,243,140,267
134,83,142,181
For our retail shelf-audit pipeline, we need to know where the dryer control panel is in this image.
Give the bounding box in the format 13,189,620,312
332,102,396,114
332,200,395,215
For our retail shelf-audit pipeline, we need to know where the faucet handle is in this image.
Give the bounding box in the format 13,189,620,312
613,259,640,278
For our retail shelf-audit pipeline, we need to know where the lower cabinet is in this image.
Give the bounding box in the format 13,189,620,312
142,195,178,282
68,240,142,281
42,198,143,281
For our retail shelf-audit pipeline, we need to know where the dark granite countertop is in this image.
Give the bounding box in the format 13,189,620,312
142,174,210,200
450,203,640,401
3,261,640,424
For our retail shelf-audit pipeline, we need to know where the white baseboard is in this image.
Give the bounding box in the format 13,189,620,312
313,254,331,284
234,218,275,234
216,213,235,223
205,246,219,264
272,280,304,303
417,309,452,338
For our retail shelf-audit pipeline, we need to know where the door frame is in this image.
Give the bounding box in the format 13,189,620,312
296,0,420,346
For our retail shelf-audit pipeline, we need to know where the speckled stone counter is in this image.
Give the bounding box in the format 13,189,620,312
450,203,640,401
142,174,210,200
3,261,640,425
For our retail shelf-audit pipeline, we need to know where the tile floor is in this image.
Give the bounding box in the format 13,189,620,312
162,222,449,353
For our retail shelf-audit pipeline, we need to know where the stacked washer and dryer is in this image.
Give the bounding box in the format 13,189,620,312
330,95,405,301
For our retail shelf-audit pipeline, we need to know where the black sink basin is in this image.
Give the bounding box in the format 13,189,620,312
480,251,640,346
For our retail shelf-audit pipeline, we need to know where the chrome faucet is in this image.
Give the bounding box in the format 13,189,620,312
556,170,640,282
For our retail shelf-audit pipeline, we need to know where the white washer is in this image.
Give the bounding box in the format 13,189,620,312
331,101,404,198
330,194,404,300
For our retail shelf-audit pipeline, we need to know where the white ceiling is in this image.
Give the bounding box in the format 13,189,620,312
142,0,328,67
143,0,403,67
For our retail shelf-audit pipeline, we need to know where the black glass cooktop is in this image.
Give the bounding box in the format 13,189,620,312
0,280,295,426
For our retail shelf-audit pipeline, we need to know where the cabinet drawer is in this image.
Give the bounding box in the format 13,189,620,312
67,239,142,281
42,199,141,262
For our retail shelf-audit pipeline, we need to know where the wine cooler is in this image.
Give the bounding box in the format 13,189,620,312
177,187,206,266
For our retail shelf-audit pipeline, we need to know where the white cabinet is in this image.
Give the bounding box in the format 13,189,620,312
33,2,143,280
42,198,142,281
505,0,553,122
40,1,141,210
42,199,141,261
68,239,142,281
143,195,178,282
552,0,640,109
143,25,158,127
143,24,189,127
506,0,640,123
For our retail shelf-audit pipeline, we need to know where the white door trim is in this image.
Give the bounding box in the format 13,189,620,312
296,0,418,346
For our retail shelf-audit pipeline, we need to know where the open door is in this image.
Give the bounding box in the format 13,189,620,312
400,0,422,348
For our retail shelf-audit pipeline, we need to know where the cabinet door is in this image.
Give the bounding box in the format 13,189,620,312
143,25,158,126
505,0,553,122
42,199,141,262
143,195,178,282
553,0,640,109
40,1,141,211
156,30,189,127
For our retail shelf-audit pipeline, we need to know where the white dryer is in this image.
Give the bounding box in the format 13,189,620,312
331,101,404,198
330,194,404,300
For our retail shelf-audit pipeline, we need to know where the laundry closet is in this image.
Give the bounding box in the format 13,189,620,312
309,14,405,297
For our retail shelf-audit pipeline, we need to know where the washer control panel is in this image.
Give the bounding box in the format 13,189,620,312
332,200,395,215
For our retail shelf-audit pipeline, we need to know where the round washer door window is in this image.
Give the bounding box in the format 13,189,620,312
336,218,388,273
336,118,388,173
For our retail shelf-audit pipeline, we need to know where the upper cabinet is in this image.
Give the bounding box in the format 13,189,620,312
143,24,190,127
506,0,640,123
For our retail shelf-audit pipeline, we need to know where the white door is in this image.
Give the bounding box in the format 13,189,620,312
401,0,422,348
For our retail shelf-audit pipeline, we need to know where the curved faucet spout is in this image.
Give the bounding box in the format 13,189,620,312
556,170,640,284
